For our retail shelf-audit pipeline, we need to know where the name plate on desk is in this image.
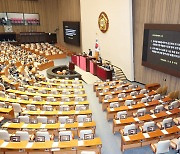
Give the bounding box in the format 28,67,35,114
166,111,172,115
3,123,10,127
151,115,156,118
78,123,84,127
134,118,139,122
132,96,136,99
60,102,64,105
74,102,79,104
40,111,46,114
58,111,63,114
144,103,149,106
40,124,46,128
75,111,80,114
110,108,115,111
0,142,9,148
60,124,65,128
22,124,28,128
119,98,123,101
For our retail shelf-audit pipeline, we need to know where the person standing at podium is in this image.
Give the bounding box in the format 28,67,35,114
88,49,93,56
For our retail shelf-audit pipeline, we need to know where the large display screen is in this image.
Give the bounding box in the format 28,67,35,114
142,24,180,77
63,21,80,46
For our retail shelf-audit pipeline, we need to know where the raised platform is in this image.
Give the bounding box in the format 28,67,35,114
47,65,82,79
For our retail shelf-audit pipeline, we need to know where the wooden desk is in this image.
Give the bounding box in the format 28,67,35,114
0,137,102,153
0,107,14,119
106,98,171,121
145,83,160,91
40,81,83,87
112,108,180,133
121,125,180,151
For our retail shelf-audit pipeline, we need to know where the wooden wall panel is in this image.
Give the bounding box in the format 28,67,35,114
0,0,58,35
57,0,82,53
133,0,180,92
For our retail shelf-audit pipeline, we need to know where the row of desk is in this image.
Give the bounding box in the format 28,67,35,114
71,55,112,81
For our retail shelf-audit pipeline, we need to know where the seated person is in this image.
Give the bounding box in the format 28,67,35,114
97,56,102,64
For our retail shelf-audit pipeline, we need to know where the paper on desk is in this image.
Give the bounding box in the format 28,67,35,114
166,111,171,115
3,123,10,127
151,115,156,118
74,102,79,104
40,111,45,114
123,136,130,141
75,111,80,114
0,117,3,121
78,123,84,127
52,142,59,148
104,100,108,102
144,94,148,97
0,142,9,148
134,118,139,122
132,96,136,99
45,102,50,105
178,126,180,129
110,108,115,111
144,103,149,106
128,106,133,109
122,90,126,92
110,86,113,88
161,129,168,134
22,124,28,128
159,100,164,103
115,120,121,124
26,142,34,148
60,102,64,105
58,111,62,114
99,93,103,95
119,98,123,101
78,140,84,146
60,124,65,128
40,124,46,128
132,88,136,91
143,133,150,138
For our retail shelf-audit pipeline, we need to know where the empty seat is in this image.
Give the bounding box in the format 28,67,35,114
125,100,135,106
26,104,36,110
46,96,56,102
141,97,148,103
37,116,48,124
150,104,164,114
58,116,69,124
42,105,53,111
121,124,136,136
0,130,10,141
157,117,173,129
9,93,16,99
59,105,70,111
12,103,21,117
165,100,179,110
51,89,58,95
139,121,155,132
117,111,127,119
74,90,84,95
27,88,35,93
77,115,88,123
170,138,180,153
104,94,113,100
79,129,93,140
118,93,126,98
61,96,70,102
19,116,29,123
15,131,30,141
18,86,25,91
75,105,86,111
21,95,29,100
33,96,42,101
62,90,71,95
74,96,85,102
151,140,170,154
0,91,5,97
139,89,147,94
36,131,51,141
59,131,73,141
153,94,161,100
0,102,5,107
110,102,119,108
133,108,146,117
130,91,138,96
38,89,47,94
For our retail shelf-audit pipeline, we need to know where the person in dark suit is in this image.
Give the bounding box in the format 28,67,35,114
97,56,102,64
88,49,93,56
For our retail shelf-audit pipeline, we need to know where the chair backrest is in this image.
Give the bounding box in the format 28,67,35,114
128,85,134,89
42,105,53,111
153,94,161,100
171,100,179,108
0,130,10,141
59,105,70,111
33,96,42,101
75,105,86,111
130,91,138,96
36,131,50,141
12,103,21,112
38,89,46,94
27,88,35,93
102,88,109,93
141,97,148,103
139,89,147,94
62,90,71,95
34,83,41,87
104,94,113,100
26,104,36,110
176,138,180,150
79,129,93,140
75,97,85,102
0,91,5,97
118,93,126,98
51,89,58,95
18,87,25,91
9,93,16,99
0,102,5,107
61,97,70,102
59,131,72,140
155,104,164,111
116,86,123,91
21,95,29,100
162,117,173,129
46,96,56,102
37,116,47,124
77,115,88,123
124,124,136,135
58,116,69,124
19,116,29,123
137,108,146,116
143,121,155,132
117,111,127,119
125,100,134,106
16,131,29,141
110,102,119,108
156,140,170,153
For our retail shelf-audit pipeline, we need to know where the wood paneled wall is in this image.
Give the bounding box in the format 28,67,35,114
57,0,82,53
0,0,58,38
133,0,180,92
